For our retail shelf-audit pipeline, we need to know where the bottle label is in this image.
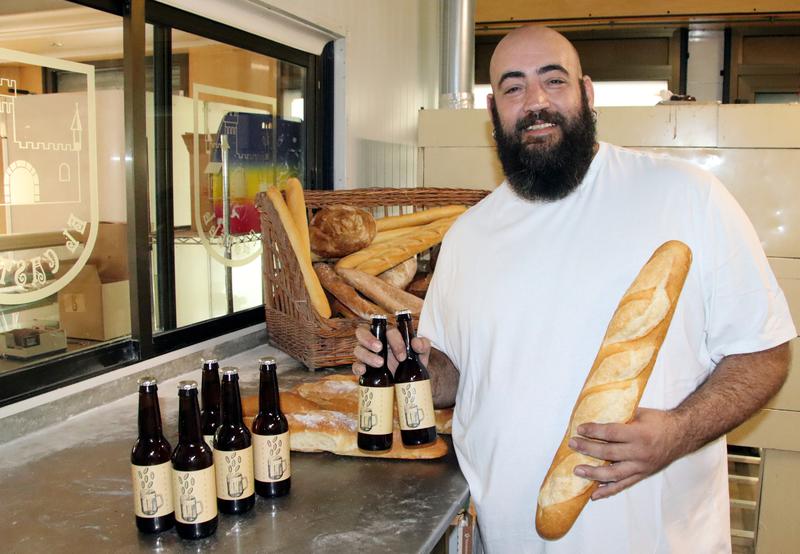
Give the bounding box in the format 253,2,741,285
172,465,217,524
131,461,174,518
395,380,436,431
213,446,255,501
253,431,291,482
203,434,215,452
358,385,394,435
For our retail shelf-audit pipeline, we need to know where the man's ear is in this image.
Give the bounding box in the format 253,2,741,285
486,93,495,113
582,76,595,110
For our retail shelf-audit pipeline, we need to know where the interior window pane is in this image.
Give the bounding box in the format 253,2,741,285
0,1,127,376
148,30,307,330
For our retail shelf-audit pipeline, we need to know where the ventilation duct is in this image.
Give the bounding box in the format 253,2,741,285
439,0,475,109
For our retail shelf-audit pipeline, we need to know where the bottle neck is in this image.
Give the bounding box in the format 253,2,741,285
258,367,281,415
220,376,244,425
370,320,388,369
398,317,417,360
200,368,220,414
137,387,164,439
177,391,203,443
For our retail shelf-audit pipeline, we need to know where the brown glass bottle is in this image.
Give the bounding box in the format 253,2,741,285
130,377,174,533
252,357,291,498
172,381,218,540
213,368,255,514
200,359,220,451
357,314,394,451
394,310,437,446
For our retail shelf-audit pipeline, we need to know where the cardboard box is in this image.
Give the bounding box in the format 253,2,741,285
58,264,131,341
89,222,129,282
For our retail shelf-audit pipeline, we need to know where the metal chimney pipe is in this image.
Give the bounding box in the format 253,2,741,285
439,0,475,109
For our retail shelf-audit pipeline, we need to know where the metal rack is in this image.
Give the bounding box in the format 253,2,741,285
729,448,762,554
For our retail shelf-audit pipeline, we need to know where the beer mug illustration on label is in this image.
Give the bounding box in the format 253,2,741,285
268,456,286,480
224,453,247,498
176,474,203,522
359,388,378,431
135,466,165,516
404,405,424,428
400,384,423,428
140,490,164,516
359,409,378,432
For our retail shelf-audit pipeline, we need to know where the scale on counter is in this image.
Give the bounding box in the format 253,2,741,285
0,327,67,360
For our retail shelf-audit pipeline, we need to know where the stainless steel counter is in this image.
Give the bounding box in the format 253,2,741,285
0,344,468,553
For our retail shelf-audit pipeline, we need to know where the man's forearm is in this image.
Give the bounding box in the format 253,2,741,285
428,347,459,408
670,341,791,457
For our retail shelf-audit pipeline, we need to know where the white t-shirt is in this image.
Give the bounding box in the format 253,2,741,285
418,142,796,554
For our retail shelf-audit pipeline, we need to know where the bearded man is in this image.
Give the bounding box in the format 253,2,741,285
353,25,795,553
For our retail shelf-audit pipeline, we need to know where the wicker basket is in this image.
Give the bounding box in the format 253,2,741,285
256,187,489,369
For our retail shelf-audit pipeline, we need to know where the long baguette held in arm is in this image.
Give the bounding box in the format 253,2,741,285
535,240,692,541
267,186,331,319
284,177,311,264
375,205,466,232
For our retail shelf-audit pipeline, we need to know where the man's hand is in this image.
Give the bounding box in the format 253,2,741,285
352,324,432,377
568,408,686,500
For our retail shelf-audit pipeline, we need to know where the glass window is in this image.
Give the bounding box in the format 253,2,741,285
147,29,308,331
0,1,126,377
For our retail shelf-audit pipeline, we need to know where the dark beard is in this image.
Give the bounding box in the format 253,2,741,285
491,84,596,202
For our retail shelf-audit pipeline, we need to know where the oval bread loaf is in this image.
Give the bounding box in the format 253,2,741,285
309,205,377,258
535,240,692,540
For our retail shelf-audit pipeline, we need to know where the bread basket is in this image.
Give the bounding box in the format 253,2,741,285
256,187,489,369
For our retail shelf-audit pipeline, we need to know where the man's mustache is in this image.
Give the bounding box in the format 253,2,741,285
514,111,567,133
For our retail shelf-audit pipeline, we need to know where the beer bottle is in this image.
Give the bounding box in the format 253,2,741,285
213,368,255,514
130,376,174,533
200,359,220,451
252,357,291,498
171,381,218,540
394,310,437,446
357,314,394,451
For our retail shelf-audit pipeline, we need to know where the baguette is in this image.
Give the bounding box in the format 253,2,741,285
336,267,424,316
375,205,466,232
284,177,311,265
378,256,417,290
371,225,424,245
535,240,692,540
331,298,360,320
336,215,458,275
267,186,331,318
313,262,386,320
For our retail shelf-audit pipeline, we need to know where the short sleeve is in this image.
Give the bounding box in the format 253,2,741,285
703,178,797,363
418,234,455,363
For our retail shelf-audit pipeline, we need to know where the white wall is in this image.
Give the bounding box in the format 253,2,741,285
161,0,441,190
259,0,441,189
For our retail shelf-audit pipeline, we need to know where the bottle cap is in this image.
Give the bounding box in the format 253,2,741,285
202,358,219,368
370,314,387,320
137,376,157,387
221,367,238,377
259,357,277,367
178,380,197,391
395,309,412,316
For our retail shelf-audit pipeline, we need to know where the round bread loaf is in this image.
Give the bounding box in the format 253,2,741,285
309,205,377,258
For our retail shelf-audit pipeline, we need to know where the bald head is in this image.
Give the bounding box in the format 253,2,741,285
489,26,583,90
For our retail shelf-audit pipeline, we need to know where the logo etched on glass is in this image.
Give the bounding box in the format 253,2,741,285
0,48,99,305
